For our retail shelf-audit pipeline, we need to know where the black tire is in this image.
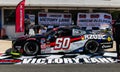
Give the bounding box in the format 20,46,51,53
23,41,39,56
84,40,99,54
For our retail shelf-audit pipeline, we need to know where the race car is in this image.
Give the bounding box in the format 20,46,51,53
11,26,113,56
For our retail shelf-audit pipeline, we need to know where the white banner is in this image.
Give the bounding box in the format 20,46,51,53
77,13,112,29
38,12,72,26
29,14,35,25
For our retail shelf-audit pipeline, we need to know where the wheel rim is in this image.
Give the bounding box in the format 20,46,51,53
24,42,39,55
86,41,99,53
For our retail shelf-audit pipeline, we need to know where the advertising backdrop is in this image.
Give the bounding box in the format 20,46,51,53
38,12,72,26
77,13,112,29
29,14,35,25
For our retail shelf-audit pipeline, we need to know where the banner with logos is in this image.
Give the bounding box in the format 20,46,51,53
77,13,112,29
15,0,25,32
29,14,35,25
38,12,72,26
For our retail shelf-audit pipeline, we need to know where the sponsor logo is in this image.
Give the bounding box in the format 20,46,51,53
0,59,21,64
41,44,46,49
102,45,112,48
107,37,112,41
101,42,113,44
73,42,84,46
84,35,105,39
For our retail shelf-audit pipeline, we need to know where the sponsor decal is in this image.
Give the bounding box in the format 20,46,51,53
73,42,84,46
84,35,105,39
100,42,113,44
19,58,116,64
44,48,52,53
41,38,46,49
0,59,21,64
41,38,46,43
102,45,112,48
41,44,46,49
107,37,112,41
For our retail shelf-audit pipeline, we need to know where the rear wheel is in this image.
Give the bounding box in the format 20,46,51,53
84,40,99,54
23,41,39,56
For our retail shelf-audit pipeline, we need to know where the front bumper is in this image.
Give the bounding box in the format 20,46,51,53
12,39,25,54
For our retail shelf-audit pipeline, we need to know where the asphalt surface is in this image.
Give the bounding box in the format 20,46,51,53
0,63,120,72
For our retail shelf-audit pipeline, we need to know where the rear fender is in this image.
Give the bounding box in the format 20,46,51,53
26,38,36,41
26,38,40,45
26,38,40,49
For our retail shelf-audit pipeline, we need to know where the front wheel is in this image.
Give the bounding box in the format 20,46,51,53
23,41,39,56
84,40,99,54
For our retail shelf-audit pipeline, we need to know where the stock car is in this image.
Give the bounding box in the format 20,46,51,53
11,26,113,56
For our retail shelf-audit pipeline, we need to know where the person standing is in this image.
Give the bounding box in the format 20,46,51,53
34,24,47,34
29,22,35,35
38,24,47,34
24,18,30,35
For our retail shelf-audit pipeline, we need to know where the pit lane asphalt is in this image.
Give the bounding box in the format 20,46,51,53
0,63,120,72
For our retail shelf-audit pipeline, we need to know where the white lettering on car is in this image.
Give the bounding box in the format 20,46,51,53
84,35,106,39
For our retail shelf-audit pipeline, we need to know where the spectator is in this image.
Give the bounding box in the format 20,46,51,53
24,18,31,35
34,24,47,34
29,22,35,35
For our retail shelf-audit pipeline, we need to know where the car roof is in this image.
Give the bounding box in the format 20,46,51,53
57,25,80,30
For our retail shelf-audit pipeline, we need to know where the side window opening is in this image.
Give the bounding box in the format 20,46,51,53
72,29,85,36
57,29,71,37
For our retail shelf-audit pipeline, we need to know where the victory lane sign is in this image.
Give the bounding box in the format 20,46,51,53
0,58,117,64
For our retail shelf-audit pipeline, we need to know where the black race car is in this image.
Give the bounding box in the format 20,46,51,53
11,26,113,55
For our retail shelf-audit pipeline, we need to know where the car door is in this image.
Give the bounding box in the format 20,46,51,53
47,28,72,53
70,28,87,52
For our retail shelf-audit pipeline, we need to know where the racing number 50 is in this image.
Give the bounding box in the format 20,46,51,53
54,38,70,50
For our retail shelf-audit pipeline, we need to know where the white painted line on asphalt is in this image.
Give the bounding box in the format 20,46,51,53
17,56,35,59
104,52,117,57
0,56,11,59
75,55,90,58
46,55,63,59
